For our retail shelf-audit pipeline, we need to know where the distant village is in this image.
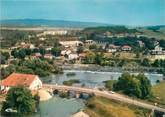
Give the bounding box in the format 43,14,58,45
0,26,165,75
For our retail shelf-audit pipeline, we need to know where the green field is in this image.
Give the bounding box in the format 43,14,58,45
151,81,165,107
137,27,165,40
84,96,150,117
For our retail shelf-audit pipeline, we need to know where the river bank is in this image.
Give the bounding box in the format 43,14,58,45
61,64,164,74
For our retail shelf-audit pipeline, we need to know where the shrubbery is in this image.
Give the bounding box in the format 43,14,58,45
113,73,152,99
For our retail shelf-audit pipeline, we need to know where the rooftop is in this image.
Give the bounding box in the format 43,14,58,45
1,73,37,87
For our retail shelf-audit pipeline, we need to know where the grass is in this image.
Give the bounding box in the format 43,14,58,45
66,72,76,76
137,28,165,40
84,96,150,117
151,81,165,107
63,79,80,86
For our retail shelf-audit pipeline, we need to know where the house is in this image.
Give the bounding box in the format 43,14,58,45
121,45,132,51
44,54,53,59
29,44,35,49
68,53,79,60
107,44,119,53
0,73,42,92
43,46,53,51
61,50,72,56
85,40,95,45
78,53,87,61
43,30,68,35
31,53,42,59
59,41,83,47
151,45,165,55
39,37,46,41
138,41,145,47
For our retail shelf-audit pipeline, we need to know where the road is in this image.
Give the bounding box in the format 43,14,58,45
43,84,165,113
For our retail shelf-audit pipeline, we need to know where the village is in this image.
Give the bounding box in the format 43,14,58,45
1,27,165,117
1,28,165,68
1,0,165,116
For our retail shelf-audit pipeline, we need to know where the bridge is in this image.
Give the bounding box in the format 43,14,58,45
43,84,165,113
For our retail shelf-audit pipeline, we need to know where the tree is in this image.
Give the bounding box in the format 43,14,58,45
84,51,95,64
18,49,26,59
141,58,150,67
51,47,61,57
159,39,165,48
1,52,10,60
11,49,26,59
39,47,46,55
95,53,104,65
77,46,84,54
137,74,151,99
1,86,36,114
89,44,97,50
113,73,151,99
25,48,32,56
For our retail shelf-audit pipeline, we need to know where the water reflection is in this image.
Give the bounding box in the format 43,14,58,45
45,70,164,87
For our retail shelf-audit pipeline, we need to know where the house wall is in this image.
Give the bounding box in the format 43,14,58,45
29,76,42,90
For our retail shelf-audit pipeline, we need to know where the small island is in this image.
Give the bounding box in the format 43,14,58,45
63,79,80,86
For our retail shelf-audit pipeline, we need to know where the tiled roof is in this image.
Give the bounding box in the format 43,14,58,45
122,45,132,48
1,73,37,87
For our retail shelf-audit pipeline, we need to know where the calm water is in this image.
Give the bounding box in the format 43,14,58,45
0,97,85,117
33,97,84,117
47,70,164,88
1,70,163,117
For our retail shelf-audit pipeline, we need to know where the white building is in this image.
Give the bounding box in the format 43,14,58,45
68,53,79,60
43,30,68,35
0,73,42,91
59,41,83,47
121,45,132,51
44,54,53,59
61,50,72,56
151,45,165,55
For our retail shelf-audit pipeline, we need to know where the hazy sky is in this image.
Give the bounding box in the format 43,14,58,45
1,0,165,26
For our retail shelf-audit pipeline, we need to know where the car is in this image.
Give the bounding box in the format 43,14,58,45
109,91,115,94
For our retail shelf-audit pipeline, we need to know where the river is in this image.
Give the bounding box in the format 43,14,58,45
1,70,164,117
44,70,164,88
0,97,85,117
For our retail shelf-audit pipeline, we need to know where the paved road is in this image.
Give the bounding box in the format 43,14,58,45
43,84,165,113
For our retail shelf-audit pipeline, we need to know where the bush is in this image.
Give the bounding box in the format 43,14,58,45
113,73,151,99
1,86,36,114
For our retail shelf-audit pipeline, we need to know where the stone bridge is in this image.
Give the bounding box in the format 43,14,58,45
43,84,165,113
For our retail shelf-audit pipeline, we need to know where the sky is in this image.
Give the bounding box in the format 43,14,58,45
0,0,165,26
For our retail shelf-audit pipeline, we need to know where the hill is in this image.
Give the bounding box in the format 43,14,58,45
0,19,111,28
137,26,165,40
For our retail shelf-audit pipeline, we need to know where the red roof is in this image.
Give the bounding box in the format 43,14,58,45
1,73,37,87
122,45,132,48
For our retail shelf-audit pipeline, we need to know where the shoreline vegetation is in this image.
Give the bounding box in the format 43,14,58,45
66,72,76,76
63,79,80,86
62,64,165,76
84,96,151,117
0,59,63,80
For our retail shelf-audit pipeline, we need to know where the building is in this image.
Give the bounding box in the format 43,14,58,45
138,41,145,47
85,40,95,45
59,41,83,47
0,73,42,92
37,30,67,36
61,50,72,56
78,53,87,61
44,54,53,59
68,53,79,60
43,30,68,35
31,53,42,59
121,45,132,51
107,44,120,53
151,45,165,55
